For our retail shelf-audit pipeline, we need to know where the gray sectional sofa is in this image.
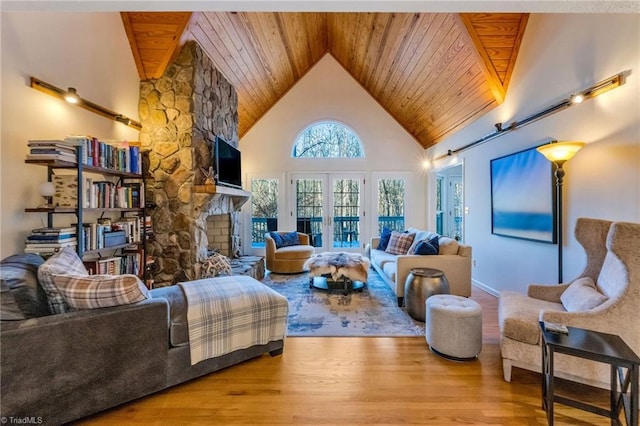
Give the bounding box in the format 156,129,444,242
0,253,285,425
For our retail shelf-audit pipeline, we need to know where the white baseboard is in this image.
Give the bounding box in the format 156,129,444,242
472,279,499,297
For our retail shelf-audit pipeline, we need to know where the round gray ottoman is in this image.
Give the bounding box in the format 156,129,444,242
425,294,482,360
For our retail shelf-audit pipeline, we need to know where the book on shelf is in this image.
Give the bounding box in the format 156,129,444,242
24,246,76,254
83,256,123,275
24,242,77,254
31,226,76,234
28,139,79,147
26,153,77,163
26,236,77,243
29,147,76,156
27,140,77,161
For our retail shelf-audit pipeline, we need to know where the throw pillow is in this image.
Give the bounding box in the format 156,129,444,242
0,253,51,318
37,246,88,314
269,231,284,248
280,231,301,248
560,277,608,312
438,236,459,255
378,227,393,251
1,280,27,321
52,274,150,309
385,231,416,255
413,235,440,256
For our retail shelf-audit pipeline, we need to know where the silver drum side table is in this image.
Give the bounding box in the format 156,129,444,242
404,267,450,322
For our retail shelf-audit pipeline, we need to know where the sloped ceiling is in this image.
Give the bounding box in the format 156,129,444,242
122,12,528,149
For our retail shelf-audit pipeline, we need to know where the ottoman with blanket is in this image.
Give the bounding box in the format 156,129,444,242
0,249,288,425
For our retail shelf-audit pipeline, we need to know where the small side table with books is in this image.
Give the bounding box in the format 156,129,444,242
539,321,639,425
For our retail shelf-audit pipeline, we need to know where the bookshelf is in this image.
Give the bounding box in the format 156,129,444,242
25,137,153,286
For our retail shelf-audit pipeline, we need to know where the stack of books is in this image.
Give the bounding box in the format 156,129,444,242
65,136,141,173
25,226,77,254
26,140,78,163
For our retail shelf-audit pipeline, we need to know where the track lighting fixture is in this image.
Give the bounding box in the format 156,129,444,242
30,77,142,130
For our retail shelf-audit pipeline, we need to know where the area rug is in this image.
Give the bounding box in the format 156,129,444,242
261,269,425,337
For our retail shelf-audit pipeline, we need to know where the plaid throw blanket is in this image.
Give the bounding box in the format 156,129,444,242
179,276,288,365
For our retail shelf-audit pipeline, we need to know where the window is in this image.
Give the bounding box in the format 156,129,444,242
377,178,405,234
292,121,364,158
250,178,279,248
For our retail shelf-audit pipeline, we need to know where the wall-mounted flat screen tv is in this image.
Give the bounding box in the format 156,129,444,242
215,136,242,188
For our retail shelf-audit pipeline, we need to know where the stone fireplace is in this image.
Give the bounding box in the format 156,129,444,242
138,41,251,287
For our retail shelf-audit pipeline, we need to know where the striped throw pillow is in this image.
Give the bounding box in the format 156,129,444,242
384,231,416,255
37,246,88,314
52,274,150,309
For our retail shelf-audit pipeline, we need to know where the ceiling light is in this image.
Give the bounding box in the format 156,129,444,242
64,87,80,104
571,94,584,104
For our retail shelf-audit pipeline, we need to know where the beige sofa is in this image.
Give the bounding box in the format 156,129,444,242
498,218,640,389
367,228,472,306
265,232,315,274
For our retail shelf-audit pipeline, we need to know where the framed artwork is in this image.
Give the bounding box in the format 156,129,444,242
490,145,557,243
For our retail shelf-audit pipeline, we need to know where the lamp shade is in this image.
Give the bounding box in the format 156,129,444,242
39,181,56,197
536,141,585,164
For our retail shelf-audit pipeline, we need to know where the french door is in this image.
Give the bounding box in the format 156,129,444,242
291,173,365,252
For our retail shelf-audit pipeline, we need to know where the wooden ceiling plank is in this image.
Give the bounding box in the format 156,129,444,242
121,12,148,79
501,14,528,90
273,12,327,93
125,12,191,25
365,13,421,97
458,13,506,103
426,94,496,145
219,12,279,104
274,13,318,81
384,13,458,115
407,38,480,114
414,68,488,135
405,46,479,127
196,12,273,114
372,13,437,99
351,13,380,82
242,13,292,98
381,14,457,114
366,13,414,97
363,13,399,88
255,13,295,91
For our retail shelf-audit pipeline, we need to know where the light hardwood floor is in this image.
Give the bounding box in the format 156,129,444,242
79,287,609,425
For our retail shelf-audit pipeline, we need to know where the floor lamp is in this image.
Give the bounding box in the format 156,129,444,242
536,141,585,283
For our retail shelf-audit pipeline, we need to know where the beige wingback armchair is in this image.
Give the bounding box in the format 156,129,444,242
265,232,315,274
498,218,640,389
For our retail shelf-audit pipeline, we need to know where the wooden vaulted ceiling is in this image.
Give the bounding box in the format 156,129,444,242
122,12,528,149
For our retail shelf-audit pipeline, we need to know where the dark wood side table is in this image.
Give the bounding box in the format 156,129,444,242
539,321,640,425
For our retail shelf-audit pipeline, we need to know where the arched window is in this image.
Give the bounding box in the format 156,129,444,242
292,121,364,158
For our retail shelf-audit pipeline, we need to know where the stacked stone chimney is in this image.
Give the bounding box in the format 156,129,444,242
138,41,242,287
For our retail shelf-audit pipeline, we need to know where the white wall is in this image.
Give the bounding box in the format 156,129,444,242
427,14,640,295
1,12,141,257
239,54,427,252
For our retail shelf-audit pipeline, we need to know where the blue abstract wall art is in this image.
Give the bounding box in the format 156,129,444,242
490,145,557,243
